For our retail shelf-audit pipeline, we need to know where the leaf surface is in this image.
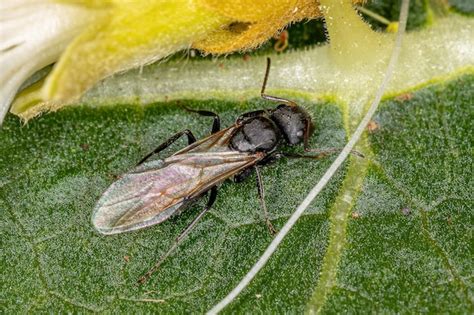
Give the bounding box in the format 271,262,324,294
1,75,472,312
1,5,473,313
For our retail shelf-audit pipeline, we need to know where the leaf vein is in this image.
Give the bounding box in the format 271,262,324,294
5,201,108,313
370,161,474,310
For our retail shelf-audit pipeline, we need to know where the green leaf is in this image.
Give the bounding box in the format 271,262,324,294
1,74,472,312
316,74,474,314
2,4,473,313
1,97,346,312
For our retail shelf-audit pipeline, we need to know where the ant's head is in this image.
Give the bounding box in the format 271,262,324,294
270,104,314,145
260,58,314,146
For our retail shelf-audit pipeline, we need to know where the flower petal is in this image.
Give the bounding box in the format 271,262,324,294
42,0,230,104
194,0,319,53
0,0,100,124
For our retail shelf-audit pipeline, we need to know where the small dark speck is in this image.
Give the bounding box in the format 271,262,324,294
80,143,90,151
109,174,121,180
395,93,413,102
227,21,250,33
401,207,411,216
367,120,379,132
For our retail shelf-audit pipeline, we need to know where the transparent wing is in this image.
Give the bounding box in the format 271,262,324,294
174,125,239,154
92,150,262,235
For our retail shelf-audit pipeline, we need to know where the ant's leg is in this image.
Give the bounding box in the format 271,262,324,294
236,110,267,124
181,106,220,134
138,186,218,284
234,167,254,183
137,129,196,166
302,121,363,158
255,166,277,235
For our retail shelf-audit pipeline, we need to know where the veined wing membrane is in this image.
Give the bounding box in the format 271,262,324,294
174,126,237,154
92,151,263,235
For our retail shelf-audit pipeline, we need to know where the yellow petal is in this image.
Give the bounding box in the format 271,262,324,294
43,0,230,103
10,78,62,121
10,79,44,117
194,0,363,54
194,0,319,53
192,19,292,54
201,0,300,22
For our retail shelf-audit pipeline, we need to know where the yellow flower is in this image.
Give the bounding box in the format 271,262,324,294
2,0,364,124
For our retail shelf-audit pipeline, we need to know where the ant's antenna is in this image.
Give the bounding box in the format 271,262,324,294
261,57,271,95
260,57,296,106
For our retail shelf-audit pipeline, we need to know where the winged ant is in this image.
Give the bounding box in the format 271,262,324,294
92,58,362,283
